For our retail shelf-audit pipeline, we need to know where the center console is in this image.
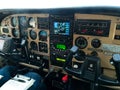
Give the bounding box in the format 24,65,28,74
50,14,74,67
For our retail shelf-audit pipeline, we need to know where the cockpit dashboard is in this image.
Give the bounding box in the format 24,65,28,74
1,7,120,89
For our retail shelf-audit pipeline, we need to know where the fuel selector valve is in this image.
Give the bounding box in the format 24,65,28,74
110,54,120,82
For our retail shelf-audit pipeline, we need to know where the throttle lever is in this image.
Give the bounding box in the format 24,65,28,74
110,54,120,82
63,46,78,68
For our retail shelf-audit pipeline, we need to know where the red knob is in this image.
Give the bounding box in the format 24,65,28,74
62,75,68,83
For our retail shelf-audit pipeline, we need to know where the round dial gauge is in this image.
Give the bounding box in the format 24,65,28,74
39,30,47,41
75,37,88,49
29,30,37,40
91,39,101,48
30,41,38,50
19,16,27,26
28,17,36,28
2,28,9,33
11,17,18,27
12,28,19,37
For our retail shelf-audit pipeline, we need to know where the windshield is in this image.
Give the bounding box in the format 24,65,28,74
0,0,119,9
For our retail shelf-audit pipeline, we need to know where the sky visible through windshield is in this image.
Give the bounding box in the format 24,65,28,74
0,0,119,9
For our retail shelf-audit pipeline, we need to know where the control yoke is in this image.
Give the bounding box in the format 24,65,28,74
0,36,22,64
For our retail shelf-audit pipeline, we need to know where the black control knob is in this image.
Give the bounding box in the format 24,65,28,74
91,51,98,56
75,50,86,61
111,54,120,81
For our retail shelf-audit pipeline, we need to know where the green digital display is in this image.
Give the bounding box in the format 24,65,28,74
56,44,66,50
56,58,66,62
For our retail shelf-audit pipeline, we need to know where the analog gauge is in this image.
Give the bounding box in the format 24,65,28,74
28,17,36,28
75,36,88,49
2,28,9,33
29,30,37,40
12,28,19,37
39,42,48,53
39,30,47,41
30,41,38,50
11,17,18,27
19,16,27,27
91,39,101,48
